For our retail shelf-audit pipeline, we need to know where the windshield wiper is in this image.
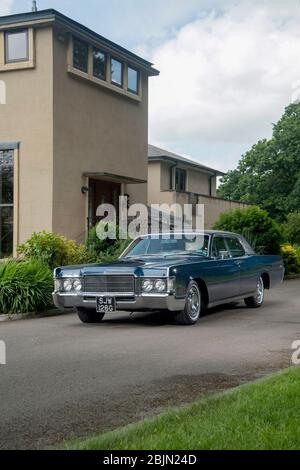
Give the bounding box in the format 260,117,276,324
163,251,207,257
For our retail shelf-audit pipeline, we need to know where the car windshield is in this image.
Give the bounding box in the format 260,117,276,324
123,235,210,258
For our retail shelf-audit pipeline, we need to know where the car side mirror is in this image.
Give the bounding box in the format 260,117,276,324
219,250,230,260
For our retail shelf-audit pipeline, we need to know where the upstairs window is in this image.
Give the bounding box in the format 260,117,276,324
5,29,28,63
93,48,106,81
73,37,88,73
175,169,186,192
111,58,123,87
128,66,139,94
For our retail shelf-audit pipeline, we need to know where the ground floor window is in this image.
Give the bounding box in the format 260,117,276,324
0,150,13,258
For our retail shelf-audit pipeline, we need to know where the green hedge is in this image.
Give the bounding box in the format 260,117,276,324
86,222,131,263
213,205,282,254
17,231,94,271
0,260,53,315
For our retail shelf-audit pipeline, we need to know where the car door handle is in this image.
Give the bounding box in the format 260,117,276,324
234,260,241,266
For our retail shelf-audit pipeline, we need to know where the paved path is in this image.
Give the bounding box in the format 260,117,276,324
0,279,299,449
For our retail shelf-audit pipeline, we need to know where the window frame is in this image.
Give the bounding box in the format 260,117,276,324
92,47,107,81
224,236,246,258
211,235,228,258
5,29,29,64
127,65,139,95
73,36,89,74
0,149,14,259
110,57,124,88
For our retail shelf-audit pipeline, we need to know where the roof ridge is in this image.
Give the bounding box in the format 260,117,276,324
148,144,225,175
0,9,159,73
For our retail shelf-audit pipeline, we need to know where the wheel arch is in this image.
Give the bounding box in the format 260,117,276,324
261,272,270,290
192,277,209,308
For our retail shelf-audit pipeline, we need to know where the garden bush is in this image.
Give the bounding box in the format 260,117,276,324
17,231,94,270
0,260,53,314
213,206,282,254
283,212,300,245
86,222,131,262
280,244,300,276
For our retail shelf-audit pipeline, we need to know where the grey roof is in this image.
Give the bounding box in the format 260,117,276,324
0,9,159,76
148,145,225,176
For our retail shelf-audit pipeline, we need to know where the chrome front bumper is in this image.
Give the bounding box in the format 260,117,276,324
52,292,185,312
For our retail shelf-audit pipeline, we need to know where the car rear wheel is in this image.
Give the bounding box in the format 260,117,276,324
174,281,201,325
244,276,265,308
77,308,105,323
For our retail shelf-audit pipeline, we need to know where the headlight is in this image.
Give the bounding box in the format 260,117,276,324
155,279,167,292
63,279,73,292
142,279,168,293
73,279,82,292
142,280,154,292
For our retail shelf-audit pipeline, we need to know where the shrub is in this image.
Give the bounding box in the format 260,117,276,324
17,231,94,270
283,212,300,245
86,222,131,262
0,260,53,314
280,244,300,276
213,206,282,254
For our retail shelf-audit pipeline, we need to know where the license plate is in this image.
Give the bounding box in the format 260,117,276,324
96,296,116,313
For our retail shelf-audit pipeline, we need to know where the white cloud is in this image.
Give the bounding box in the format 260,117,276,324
149,0,300,169
0,0,13,16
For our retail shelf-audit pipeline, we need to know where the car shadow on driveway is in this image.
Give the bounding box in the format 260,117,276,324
75,302,248,328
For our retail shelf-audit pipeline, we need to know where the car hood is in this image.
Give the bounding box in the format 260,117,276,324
54,255,211,278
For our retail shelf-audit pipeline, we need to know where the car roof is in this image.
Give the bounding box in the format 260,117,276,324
138,231,241,238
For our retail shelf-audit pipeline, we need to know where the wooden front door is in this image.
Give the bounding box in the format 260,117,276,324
88,179,121,227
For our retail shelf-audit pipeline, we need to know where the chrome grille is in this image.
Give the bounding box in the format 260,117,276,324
83,275,135,294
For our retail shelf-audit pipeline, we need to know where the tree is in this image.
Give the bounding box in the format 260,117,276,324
217,103,300,221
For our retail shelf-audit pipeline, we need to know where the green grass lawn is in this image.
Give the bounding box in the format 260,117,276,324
66,367,300,450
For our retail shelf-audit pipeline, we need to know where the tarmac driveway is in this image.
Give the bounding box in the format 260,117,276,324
0,279,299,449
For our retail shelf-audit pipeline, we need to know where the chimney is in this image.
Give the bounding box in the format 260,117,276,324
32,1,38,12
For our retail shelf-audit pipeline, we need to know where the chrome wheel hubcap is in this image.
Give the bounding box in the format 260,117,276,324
187,286,200,319
256,277,264,304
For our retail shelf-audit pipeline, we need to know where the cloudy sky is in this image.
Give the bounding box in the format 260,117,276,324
1,0,300,171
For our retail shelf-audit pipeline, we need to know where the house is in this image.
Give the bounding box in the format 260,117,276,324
148,145,248,228
0,8,159,257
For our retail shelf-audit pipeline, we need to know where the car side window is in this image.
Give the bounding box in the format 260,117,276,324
211,236,228,258
225,237,245,258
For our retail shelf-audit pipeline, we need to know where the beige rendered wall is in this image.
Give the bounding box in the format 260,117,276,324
186,168,211,195
0,27,54,249
160,161,172,191
147,162,163,205
52,30,149,242
198,195,249,229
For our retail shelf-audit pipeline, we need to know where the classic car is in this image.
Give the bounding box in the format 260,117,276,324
53,231,285,325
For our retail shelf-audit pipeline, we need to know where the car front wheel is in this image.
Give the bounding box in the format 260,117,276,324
174,281,201,325
77,308,105,323
244,276,265,308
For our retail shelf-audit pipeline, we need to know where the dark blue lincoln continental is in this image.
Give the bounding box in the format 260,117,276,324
53,231,285,325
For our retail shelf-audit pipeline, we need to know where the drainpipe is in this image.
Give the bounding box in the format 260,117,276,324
170,164,177,204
